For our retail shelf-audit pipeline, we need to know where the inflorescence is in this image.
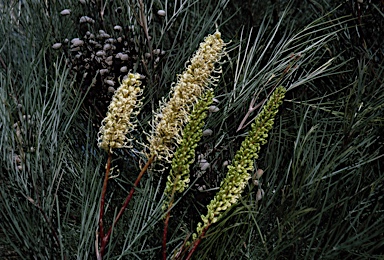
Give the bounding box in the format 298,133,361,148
193,86,286,240
97,73,143,153
147,31,225,162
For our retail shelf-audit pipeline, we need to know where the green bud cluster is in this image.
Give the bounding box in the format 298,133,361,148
193,86,286,240
163,90,214,211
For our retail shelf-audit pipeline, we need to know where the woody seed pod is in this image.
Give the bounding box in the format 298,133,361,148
106,38,115,43
103,44,112,51
105,56,113,62
202,129,213,136
197,185,206,192
60,9,71,16
52,43,62,49
157,10,166,16
120,54,129,61
100,69,109,75
104,79,115,86
14,155,21,164
79,16,94,23
222,160,229,167
96,50,105,56
114,25,122,31
200,162,210,171
71,39,84,47
209,106,219,112
255,169,264,179
256,189,265,201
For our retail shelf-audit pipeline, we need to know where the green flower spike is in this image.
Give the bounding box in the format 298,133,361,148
193,86,286,240
162,90,214,211
148,31,225,162
97,73,144,153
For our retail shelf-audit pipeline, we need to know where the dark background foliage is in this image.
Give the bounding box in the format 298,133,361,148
1,0,383,259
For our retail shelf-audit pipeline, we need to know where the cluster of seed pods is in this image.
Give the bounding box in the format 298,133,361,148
53,18,138,94
52,7,167,118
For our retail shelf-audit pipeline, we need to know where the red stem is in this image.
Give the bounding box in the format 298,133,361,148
162,210,171,260
185,226,209,260
163,201,173,260
162,174,181,260
99,154,156,257
98,151,112,253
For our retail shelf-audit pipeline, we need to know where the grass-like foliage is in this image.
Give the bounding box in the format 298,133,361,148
1,0,383,259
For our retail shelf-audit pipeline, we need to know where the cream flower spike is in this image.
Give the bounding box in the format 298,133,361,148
148,31,225,162
97,73,144,153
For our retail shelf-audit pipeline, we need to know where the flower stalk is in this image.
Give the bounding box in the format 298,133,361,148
96,73,144,259
99,154,155,258
186,86,286,258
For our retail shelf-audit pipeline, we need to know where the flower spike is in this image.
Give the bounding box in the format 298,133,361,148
163,90,214,210
193,86,286,240
97,73,144,152
148,31,225,162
